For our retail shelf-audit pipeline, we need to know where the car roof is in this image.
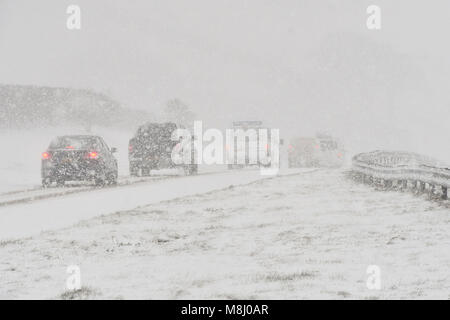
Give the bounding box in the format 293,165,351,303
139,122,178,128
56,135,100,139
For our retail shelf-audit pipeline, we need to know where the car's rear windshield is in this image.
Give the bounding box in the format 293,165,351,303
49,136,98,150
136,124,177,142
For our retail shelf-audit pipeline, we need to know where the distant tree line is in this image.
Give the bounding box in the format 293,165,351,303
0,85,152,130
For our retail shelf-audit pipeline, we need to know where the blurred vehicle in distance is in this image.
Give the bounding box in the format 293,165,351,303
288,134,345,168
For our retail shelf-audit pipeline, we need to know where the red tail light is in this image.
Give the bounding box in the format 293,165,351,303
88,151,99,159
128,145,133,152
42,152,51,160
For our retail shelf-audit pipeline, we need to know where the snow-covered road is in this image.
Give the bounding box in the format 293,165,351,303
0,169,308,240
0,172,200,207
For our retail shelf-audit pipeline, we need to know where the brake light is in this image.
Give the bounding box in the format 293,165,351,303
88,151,99,159
42,152,51,160
65,145,74,149
128,145,133,152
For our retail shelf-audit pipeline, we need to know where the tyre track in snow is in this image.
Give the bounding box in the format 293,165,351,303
0,170,226,208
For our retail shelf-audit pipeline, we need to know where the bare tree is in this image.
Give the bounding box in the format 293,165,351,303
163,98,195,127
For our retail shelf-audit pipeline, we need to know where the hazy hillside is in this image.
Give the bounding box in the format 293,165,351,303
0,85,152,130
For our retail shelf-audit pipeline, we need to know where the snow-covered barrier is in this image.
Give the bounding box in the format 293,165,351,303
351,151,450,199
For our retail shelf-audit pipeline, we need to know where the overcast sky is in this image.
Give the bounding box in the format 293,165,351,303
1,0,449,160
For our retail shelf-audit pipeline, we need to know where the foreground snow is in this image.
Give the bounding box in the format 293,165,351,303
0,169,448,299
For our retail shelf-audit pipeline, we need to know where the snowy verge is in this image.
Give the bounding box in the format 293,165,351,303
0,169,448,299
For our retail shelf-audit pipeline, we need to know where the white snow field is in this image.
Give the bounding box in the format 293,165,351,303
0,169,448,299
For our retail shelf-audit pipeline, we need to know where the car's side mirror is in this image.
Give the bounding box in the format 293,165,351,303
111,147,117,153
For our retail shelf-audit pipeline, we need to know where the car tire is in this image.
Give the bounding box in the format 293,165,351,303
130,164,139,177
107,172,118,186
184,164,198,175
141,168,150,176
42,178,52,188
95,178,106,187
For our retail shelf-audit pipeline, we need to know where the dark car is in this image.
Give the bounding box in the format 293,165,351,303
128,122,197,176
41,135,118,187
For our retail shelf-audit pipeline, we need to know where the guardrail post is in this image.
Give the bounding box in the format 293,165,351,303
364,175,372,185
442,186,448,200
377,178,382,186
358,173,364,182
429,184,436,197
419,181,426,192
411,181,417,193
402,180,408,190
385,180,392,188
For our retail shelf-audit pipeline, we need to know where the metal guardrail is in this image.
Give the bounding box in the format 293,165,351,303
351,151,450,200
